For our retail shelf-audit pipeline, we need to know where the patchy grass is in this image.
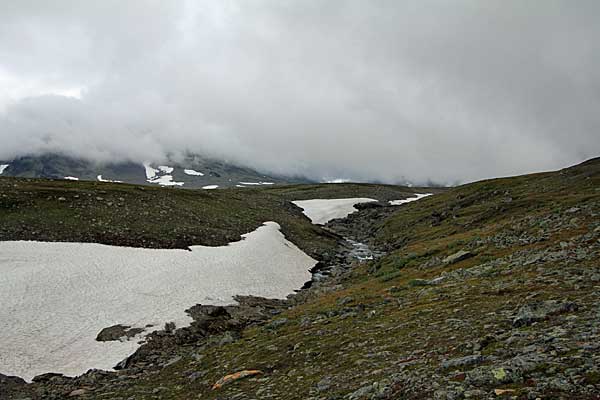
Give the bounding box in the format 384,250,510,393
0,179,439,256
65,159,600,399
5,157,600,399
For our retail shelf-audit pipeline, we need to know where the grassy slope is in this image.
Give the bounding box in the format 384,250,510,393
0,178,426,257
0,178,331,257
100,158,600,399
374,158,600,252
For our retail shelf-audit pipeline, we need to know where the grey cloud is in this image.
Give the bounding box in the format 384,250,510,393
1,0,599,184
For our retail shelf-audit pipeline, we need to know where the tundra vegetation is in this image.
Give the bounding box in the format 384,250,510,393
0,158,599,399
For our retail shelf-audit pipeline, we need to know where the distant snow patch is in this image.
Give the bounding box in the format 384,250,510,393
325,178,351,184
239,182,275,186
143,162,184,186
0,222,316,381
151,175,185,187
184,169,204,176
0,164,9,174
63,176,79,181
202,185,219,190
143,162,159,180
292,198,377,225
97,175,122,183
389,193,433,206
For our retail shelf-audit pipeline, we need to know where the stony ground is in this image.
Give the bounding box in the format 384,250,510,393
0,178,342,257
1,158,599,400
0,178,421,257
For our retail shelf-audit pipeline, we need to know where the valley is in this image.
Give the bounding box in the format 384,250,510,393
0,158,599,399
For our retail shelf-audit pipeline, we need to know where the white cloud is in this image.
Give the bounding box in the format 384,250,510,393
0,1,599,184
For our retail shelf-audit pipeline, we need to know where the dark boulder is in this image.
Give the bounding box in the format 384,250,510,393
96,324,144,342
0,373,28,393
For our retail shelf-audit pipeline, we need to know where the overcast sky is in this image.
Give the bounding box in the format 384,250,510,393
1,1,599,184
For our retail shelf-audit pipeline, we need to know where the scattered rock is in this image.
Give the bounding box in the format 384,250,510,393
164,321,176,333
348,384,375,399
316,376,332,392
443,250,473,265
163,355,182,367
337,296,354,305
513,300,578,327
494,388,516,396
420,256,442,269
32,373,65,383
212,370,263,390
266,318,288,330
441,355,485,369
114,354,134,370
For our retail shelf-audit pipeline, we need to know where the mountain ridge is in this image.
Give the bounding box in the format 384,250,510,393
0,153,311,189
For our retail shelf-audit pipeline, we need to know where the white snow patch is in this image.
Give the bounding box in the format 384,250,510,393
143,163,184,186
202,185,219,190
239,182,275,186
292,198,377,225
63,176,79,181
0,222,315,381
183,169,204,176
0,164,9,174
97,175,122,183
143,162,159,180
389,193,433,206
151,175,185,187
236,185,246,188
324,178,351,184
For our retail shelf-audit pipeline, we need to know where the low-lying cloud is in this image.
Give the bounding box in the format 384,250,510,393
1,1,599,184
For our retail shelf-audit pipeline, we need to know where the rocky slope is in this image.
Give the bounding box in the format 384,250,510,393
1,158,599,399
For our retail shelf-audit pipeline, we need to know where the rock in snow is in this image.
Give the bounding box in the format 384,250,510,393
95,325,144,342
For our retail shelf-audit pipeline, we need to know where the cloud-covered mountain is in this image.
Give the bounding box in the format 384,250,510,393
0,154,304,189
